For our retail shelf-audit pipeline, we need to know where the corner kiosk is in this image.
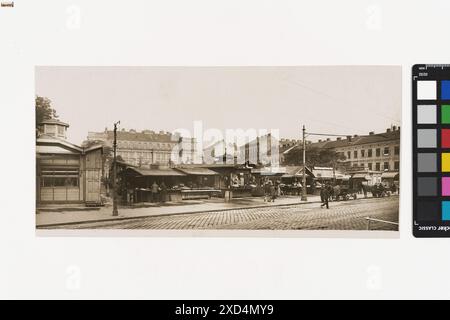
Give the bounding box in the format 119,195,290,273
36,119,103,206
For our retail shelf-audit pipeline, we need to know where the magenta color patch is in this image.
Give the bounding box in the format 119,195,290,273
442,177,450,196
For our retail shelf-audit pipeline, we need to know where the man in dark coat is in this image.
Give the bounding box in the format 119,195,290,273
160,182,167,203
320,184,330,209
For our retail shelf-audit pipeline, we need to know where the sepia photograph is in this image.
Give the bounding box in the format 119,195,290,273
35,66,401,235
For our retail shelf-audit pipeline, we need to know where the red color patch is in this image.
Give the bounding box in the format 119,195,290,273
442,129,450,148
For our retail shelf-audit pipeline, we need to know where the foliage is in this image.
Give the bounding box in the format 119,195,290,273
284,146,346,167
35,96,57,129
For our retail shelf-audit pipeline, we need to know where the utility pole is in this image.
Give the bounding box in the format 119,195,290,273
301,125,307,201
112,121,120,216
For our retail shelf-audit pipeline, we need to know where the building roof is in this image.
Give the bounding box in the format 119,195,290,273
105,130,177,143
126,167,186,177
36,135,83,153
39,118,70,127
286,128,400,154
36,135,103,155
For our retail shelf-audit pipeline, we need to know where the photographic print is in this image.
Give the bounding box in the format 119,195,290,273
35,66,401,235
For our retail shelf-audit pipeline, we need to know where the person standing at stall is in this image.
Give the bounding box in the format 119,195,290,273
264,180,271,202
151,181,159,203
160,182,167,203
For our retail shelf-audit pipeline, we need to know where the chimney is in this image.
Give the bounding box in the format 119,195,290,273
318,139,322,142
353,134,358,138
398,126,401,131
386,128,391,133
326,138,331,141
346,135,352,141
369,131,374,135
393,125,397,131
337,137,341,141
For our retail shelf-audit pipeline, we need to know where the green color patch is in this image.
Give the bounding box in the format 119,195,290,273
442,105,450,124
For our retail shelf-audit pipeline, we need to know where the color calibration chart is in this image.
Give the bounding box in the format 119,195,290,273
413,65,450,237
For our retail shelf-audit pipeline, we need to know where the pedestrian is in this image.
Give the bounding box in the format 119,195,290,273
327,184,333,202
362,183,367,198
320,184,330,209
270,183,277,202
160,181,167,203
151,181,159,203
264,181,270,202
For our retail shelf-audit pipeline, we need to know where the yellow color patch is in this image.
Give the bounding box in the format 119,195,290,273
442,153,450,172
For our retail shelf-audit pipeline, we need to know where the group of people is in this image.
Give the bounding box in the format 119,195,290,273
263,180,281,202
149,181,168,203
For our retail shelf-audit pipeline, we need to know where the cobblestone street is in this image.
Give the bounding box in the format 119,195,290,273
48,196,399,231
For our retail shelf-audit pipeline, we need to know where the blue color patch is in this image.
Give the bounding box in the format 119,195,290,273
442,80,450,100
442,201,450,221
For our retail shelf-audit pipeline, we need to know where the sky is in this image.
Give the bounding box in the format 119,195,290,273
35,66,401,145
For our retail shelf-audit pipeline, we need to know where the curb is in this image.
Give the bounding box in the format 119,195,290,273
37,199,324,228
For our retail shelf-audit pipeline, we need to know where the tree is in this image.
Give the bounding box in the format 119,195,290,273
284,146,346,167
36,96,58,129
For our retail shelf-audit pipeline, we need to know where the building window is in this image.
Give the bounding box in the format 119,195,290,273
375,163,380,171
394,146,400,155
394,161,400,170
347,151,351,159
361,149,365,158
384,147,390,156
368,163,373,170
57,126,65,135
376,148,381,157
354,150,358,159
41,169,79,187
384,162,389,171
368,149,373,157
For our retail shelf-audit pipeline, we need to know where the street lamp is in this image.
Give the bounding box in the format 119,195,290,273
112,121,120,216
301,125,307,201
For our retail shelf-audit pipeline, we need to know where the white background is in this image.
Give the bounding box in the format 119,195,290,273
1,0,449,299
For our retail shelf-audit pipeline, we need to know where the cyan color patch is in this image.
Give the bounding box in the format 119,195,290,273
442,201,450,221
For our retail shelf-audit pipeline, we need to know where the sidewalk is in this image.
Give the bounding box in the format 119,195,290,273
36,195,322,227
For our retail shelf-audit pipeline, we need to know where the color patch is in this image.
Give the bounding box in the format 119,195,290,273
442,105,450,124
442,201,450,221
417,105,436,124
417,200,440,222
417,153,437,172
443,129,450,148
443,177,450,196
442,153,450,172
418,177,437,196
442,80,450,100
417,80,437,100
417,129,436,148
413,66,450,237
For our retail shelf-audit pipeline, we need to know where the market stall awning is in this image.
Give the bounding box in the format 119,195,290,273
281,166,303,178
252,166,287,176
381,172,399,179
176,167,219,176
312,167,335,179
127,167,186,177
352,173,370,180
